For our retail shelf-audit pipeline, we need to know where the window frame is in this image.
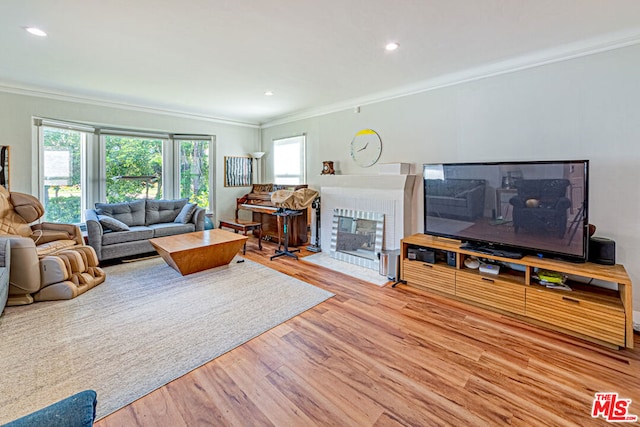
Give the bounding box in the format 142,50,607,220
173,136,214,212
99,132,168,203
34,117,216,225
36,119,93,224
272,135,306,185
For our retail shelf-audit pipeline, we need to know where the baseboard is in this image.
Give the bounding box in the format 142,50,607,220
634,310,640,332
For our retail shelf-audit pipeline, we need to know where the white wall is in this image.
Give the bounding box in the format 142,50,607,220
0,91,260,224
262,44,640,309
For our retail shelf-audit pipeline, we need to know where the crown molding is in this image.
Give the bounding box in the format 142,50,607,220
0,84,261,129
2,28,639,130
261,29,640,128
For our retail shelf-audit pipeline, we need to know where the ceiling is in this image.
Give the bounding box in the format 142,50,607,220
2,1,640,126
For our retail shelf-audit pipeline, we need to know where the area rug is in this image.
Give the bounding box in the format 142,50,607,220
302,252,390,286
0,257,333,423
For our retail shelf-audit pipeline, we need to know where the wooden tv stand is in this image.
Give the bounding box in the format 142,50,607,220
400,234,634,349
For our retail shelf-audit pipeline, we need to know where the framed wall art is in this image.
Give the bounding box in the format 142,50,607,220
224,156,252,187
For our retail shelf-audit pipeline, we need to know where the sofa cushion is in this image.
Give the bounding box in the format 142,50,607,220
145,199,188,225
98,215,131,232
149,222,196,238
95,199,146,226
174,203,197,224
101,226,154,246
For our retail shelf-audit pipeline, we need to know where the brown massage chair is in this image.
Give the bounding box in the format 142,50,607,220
0,186,106,305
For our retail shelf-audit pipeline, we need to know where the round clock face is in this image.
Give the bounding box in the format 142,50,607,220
350,129,382,167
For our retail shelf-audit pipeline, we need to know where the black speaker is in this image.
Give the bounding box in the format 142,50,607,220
589,237,616,265
407,247,435,263
447,251,456,267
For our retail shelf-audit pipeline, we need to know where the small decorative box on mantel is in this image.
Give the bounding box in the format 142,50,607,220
378,163,410,175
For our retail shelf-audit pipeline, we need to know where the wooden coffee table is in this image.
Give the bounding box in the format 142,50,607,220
149,229,248,275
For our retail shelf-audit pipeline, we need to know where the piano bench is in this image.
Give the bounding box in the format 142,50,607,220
218,219,263,254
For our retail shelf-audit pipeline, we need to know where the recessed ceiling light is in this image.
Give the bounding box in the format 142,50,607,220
385,42,399,51
25,27,47,37
264,91,274,96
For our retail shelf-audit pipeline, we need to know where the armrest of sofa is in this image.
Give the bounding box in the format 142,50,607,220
453,188,473,199
0,237,10,315
463,185,486,219
509,196,527,208
83,210,103,260
548,196,571,210
31,223,84,246
3,236,41,303
3,389,97,427
191,207,206,231
0,237,10,269
465,184,485,199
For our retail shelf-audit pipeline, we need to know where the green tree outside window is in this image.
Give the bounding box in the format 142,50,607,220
179,140,209,210
105,136,163,203
42,128,82,223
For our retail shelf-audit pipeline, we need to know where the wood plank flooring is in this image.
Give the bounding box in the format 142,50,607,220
95,241,640,426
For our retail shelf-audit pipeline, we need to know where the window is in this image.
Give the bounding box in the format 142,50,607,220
38,123,89,224
102,134,164,203
177,138,210,211
273,135,305,185
36,118,215,220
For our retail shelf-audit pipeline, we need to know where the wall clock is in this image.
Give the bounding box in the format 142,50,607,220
350,129,382,167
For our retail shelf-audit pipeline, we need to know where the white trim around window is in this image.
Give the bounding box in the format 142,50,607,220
273,134,306,185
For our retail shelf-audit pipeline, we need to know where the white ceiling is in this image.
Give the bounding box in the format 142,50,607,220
2,0,640,126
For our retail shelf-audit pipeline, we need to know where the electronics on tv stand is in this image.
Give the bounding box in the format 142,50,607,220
460,242,524,260
479,263,500,275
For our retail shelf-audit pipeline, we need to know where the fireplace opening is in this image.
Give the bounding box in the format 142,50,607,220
330,208,384,270
336,216,378,261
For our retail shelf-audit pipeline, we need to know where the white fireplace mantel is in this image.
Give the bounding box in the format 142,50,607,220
318,174,415,191
318,174,416,252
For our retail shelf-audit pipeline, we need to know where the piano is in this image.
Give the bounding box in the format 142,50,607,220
236,184,309,247
239,203,277,215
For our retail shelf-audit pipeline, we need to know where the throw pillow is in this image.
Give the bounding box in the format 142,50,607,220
145,198,188,225
95,199,145,226
98,215,131,232
174,203,197,224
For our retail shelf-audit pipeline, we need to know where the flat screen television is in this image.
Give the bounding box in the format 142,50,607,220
423,160,589,262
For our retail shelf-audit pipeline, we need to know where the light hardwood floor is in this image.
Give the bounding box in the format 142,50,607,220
96,241,640,426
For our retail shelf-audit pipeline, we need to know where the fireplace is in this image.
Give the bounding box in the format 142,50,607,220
319,174,416,271
331,208,384,270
